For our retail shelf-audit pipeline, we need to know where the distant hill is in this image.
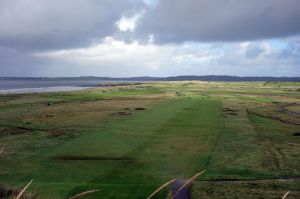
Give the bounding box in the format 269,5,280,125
162,75,300,82
1,75,300,82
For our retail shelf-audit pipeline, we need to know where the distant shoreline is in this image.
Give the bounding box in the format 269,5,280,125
1,75,300,82
0,86,91,94
0,80,144,94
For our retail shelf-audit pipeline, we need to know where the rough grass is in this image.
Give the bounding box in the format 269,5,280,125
0,81,299,198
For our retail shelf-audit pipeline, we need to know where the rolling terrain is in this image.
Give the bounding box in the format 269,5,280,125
0,81,299,198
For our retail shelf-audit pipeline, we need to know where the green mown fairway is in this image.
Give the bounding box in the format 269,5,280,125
0,82,299,198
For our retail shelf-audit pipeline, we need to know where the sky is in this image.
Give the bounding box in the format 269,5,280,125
0,0,300,77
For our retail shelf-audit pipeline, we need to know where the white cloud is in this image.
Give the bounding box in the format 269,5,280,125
34,37,174,75
116,13,143,32
31,37,300,77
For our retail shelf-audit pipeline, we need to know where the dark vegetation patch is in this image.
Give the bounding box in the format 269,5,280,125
223,107,238,116
184,108,201,110
287,102,298,106
0,124,45,131
293,132,300,136
0,124,46,136
276,106,287,113
0,185,14,199
97,82,143,87
0,185,36,199
109,112,133,116
192,179,300,199
135,107,146,110
274,103,300,116
48,129,66,137
0,124,72,138
0,127,29,136
183,82,195,86
44,114,55,118
246,109,300,125
36,114,55,119
272,101,280,104
52,155,135,161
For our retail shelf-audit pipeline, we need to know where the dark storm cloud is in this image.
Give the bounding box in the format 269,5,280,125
0,46,50,76
137,0,300,43
0,0,143,51
0,0,299,77
1,0,299,50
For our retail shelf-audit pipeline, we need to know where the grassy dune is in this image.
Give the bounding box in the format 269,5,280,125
0,81,299,198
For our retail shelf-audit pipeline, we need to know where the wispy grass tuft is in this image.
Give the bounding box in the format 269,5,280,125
147,179,176,199
69,189,99,199
282,191,290,199
15,180,33,199
0,145,4,156
172,170,206,199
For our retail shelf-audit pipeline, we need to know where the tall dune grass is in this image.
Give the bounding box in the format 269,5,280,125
147,179,176,199
282,191,291,199
69,189,99,199
172,170,206,199
0,145,4,156
15,180,33,199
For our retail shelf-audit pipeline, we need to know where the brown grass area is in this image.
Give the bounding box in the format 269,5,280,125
191,179,300,199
